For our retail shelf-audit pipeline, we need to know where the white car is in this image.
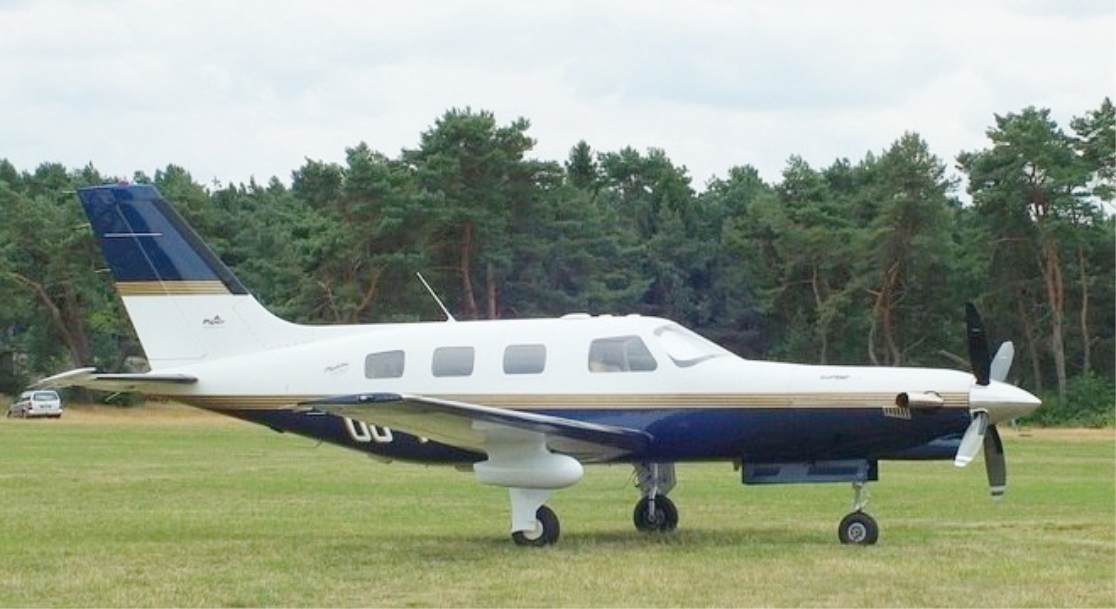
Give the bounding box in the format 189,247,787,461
8,390,63,419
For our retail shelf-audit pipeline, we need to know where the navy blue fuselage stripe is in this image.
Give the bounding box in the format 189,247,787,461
228,406,970,465
78,185,248,294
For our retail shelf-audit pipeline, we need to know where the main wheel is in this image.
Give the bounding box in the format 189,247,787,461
838,511,878,545
512,505,560,547
633,494,679,533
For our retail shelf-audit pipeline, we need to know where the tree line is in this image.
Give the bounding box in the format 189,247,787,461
1,100,1112,423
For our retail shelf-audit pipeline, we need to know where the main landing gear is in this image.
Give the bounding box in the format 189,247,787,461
507,463,681,547
633,462,679,533
511,505,561,547
508,488,564,547
837,481,879,545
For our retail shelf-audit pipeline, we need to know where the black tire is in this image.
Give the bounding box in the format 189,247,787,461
838,511,879,545
633,494,679,533
512,505,560,547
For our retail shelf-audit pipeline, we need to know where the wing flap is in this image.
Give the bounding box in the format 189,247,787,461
304,393,651,462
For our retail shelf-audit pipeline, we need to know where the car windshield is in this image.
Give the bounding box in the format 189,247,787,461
33,391,59,401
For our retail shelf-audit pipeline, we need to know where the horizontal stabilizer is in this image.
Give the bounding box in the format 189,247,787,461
304,393,652,462
35,368,197,392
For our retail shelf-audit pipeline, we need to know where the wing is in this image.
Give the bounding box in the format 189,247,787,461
35,367,198,392
303,393,652,463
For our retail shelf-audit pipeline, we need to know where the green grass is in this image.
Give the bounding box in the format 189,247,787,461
0,407,1112,607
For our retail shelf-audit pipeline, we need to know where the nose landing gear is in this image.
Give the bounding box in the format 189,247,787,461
838,481,878,545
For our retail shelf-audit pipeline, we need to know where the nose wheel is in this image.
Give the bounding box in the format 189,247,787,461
838,481,878,544
838,511,878,544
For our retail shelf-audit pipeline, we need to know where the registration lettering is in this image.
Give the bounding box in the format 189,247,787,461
343,417,394,444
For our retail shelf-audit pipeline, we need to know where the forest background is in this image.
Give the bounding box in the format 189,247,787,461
1,99,1112,425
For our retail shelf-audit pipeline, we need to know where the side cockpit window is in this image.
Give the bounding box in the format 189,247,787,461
588,336,657,372
365,350,405,379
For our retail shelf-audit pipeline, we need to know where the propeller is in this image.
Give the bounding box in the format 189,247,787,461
965,302,991,386
983,424,1006,499
955,302,1012,500
954,410,988,468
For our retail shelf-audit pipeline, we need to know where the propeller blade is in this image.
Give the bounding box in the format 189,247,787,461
984,424,1006,500
990,341,1015,383
954,411,988,467
966,303,991,386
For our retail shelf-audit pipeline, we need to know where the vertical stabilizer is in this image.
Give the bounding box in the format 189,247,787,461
78,184,310,368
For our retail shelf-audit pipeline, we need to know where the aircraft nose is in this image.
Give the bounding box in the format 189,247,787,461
969,380,1042,424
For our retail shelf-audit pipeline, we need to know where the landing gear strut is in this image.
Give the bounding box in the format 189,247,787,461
838,481,878,545
633,462,679,533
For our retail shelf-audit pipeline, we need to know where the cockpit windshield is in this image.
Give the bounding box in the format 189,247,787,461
652,323,731,368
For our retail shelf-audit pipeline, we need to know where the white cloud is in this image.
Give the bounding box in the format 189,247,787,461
1,0,1112,190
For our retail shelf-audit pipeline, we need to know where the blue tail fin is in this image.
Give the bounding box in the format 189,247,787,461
77,183,311,367
78,184,247,294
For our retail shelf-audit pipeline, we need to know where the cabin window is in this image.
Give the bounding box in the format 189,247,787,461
432,346,475,377
503,344,546,375
588,336,657,372
365,350,405,379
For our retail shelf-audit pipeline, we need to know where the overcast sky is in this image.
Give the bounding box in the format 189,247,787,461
2,0,1113,194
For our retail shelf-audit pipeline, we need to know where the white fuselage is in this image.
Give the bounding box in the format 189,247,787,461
150,313,975,414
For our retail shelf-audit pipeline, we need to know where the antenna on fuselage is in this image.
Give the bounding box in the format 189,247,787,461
416,272,456,322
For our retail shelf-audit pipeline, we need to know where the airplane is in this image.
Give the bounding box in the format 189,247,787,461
38,182,1042,546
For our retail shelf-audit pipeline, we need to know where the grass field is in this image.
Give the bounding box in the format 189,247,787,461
1,404,1112,607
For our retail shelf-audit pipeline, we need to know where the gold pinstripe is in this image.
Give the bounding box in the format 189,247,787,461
180,392,969,412
115,281,231,296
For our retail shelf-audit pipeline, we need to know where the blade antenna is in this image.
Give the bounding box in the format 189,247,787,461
417,272,455,322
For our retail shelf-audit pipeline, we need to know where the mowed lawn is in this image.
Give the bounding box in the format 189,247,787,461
0,404,1112,607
